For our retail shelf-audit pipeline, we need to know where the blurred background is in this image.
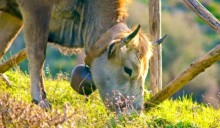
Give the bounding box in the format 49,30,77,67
2,0,220,108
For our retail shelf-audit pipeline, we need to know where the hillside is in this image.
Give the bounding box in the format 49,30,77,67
0,70,220,127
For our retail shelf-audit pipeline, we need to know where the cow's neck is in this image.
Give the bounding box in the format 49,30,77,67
83,0,126,54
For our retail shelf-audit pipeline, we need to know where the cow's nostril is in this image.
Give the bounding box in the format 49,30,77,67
120,103,127,109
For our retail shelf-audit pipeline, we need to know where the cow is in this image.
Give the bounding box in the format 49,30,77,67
0,0,166,114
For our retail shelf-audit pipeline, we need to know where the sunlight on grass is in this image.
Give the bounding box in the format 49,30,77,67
0,70,220,127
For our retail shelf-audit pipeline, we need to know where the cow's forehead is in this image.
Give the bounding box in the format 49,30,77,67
119,31,152,59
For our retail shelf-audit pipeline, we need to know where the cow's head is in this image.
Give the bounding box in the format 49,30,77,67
90,25,152,114
71,24,166,114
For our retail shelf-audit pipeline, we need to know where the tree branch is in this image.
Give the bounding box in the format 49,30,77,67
182,0,220,33
145,44,220,109
0,49,27,73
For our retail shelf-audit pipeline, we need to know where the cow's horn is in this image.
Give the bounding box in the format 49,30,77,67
120,24,141,47
153,34,168,45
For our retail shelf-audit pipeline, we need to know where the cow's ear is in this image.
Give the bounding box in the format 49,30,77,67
108,43,117,59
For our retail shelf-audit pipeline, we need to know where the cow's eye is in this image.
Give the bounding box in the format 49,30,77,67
124,67,132,76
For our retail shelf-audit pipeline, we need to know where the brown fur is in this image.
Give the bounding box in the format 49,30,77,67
116,0,131,22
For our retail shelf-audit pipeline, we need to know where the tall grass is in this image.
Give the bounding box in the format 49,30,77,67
0,70,220,127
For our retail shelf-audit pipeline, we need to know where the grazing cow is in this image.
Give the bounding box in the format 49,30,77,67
0,0,165,114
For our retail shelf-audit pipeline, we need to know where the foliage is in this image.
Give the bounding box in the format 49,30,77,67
0,70,220,127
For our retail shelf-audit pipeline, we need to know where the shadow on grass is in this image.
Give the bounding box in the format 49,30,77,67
148,117,198,128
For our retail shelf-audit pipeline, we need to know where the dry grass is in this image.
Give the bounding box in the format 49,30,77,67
0,94,77,127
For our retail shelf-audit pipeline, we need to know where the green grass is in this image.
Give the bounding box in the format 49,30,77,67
0,70,220,127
